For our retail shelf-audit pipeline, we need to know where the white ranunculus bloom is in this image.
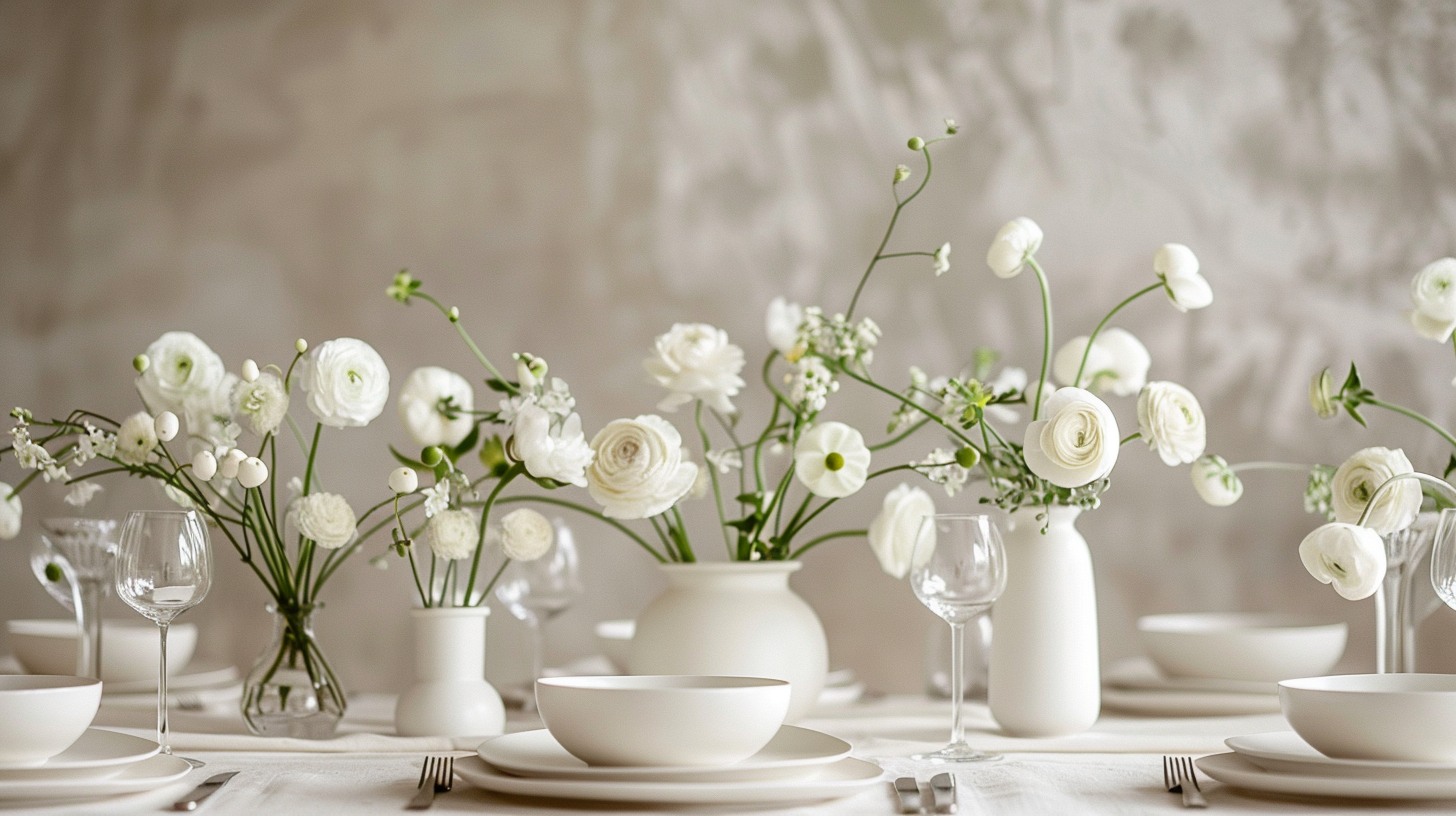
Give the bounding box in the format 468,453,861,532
1190,455,1243,506
765,297,804,356
1408,258,1456,342
1331,447,1420,535
397,366,475,448
425,509,478,561
135,331,226,413
1051,328,1150,396
231,372,289,437
290,492,357,550
793,422,872,499
986,217,1043,279
1154,243,1212,312
500,508,554,561
1022,387,1119,488
1299,522,1387,600
1136,381,1207,466
644,323,747,414
0,483,21,539
298,338,391,428
511,404,593,488
587,415,698,519
867,483,936,579
115,412,159,466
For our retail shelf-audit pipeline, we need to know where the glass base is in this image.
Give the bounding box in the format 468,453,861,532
912,742,1001,763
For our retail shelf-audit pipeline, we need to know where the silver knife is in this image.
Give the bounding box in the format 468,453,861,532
172,771,239,811
893,777,923,813
929,772,957,813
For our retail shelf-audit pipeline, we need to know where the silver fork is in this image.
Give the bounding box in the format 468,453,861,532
407,756,455,810
1163,756,1208,808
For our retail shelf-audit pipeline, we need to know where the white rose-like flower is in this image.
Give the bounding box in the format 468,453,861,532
1299,522,1387,600
511,405,593,487
298,338,390,428
1408,258,1456,342
587,415,698,519
1022,387,1120,488
290,492,357,550
1331,447,1420,535
867,483,937,579
115,412,159,465
500,508,554,561
1191,455,1243,506
644,323,746,414
986,217,1043,278
765,298,804,356
1154,243,1212,312
397,367,475,448
1051,328,1150,396
794,422,872,498
1136,381,1207,466
135,331,226,413
425,509,478,561
0,483,21,540
231,372,289,437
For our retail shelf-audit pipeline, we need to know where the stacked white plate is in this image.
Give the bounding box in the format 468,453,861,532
0,729,191,804
1101,657,1282,716
461,725,883,805
1198,731,1456,799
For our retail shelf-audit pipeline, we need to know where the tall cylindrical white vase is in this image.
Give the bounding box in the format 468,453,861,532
988,506,1100,737
394,606,505,738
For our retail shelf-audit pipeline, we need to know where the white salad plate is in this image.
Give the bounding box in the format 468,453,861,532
1100,686,1281,717
1227,731,1456,779
455,755,883,804
0,729,159,781
1197,752,1456,800
101,660,240,695
479,726,852,783
1104,658,1278,695
0,754,191,802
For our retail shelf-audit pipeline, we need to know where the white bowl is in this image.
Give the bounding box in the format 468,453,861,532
593,620,635,672
1137,613,1346,682
535,675,791,767
7,620,197,684
1281,674,1456,762
0,676,102,768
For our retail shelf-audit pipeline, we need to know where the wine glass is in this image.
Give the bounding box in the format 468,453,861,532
30,518,119,678
909,514,1007,763
115,510,211,760
494,519,583,707
1430,507,1456,611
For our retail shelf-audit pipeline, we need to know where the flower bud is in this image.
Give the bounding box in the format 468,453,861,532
448,306,460,323
219,448,247,480
133,354,150,373
241,359,260,383
955,446,980,469
389,466,419,495
907,136,925,151
369,554,390,570
893,164,911,184
944,117,959,135
514,352,548,390
192,451,218,481
237,456,269,488
1309,368,1338,419
295,338,308,354
152,411,179,442
421,446,444,467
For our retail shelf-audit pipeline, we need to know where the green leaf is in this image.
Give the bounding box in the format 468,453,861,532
451,424,481,460
389,445,427,470
1444,454,1456,480
484,378,513,393
1341,362,1362,394
1345,403,1367,427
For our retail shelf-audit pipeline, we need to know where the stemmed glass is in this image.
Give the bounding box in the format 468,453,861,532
115,510,211,760
1430,508,1456,612
494,519,583,706
30,518,119,678
909,514,1007,763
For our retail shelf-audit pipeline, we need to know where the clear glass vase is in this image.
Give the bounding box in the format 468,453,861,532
1376,512,1439,673
241,604,346,738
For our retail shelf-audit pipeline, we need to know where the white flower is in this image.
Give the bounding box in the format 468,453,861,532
1191,455,1243,506
986,217,1043,279
1299,522,1387,600
985,367,1030,424
241,359,260,383
164,484,194,509
766,297,805,356
515,353,548,391
425,509,478,561
1309,368,1339,419
1331,447,1420,535
1154,244,1212,312
389,466,419,495
397,367,475,448
794,422,871,498
0,483,21,539
933,243,951,276
231,372,289,437
115,412,159,465
1136,381,1207,466
298,338,391,428
644,323,746,414
687,464,711,499
421,479,451,517
500,508,554,561
1408,258,1456,342
914,448,971,497
290,492,357,549
182,373,240,457
512,404,593,487
587,415,698,519
1022,387,1119,488
868,483,937,579
788,356,838,412
192,450,218,481
64,481,104,507
705,449,743,473
237,456,269,489
1052,328,1150,397
135,331,226,413
154,411,179,442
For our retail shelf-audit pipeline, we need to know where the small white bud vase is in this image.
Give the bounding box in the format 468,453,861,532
394,606,504,738
987,506,1100,737
628,562,827,723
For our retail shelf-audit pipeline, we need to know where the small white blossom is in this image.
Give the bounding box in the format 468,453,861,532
421,480,451,518
787,356,839,413
134,331,226,414
64,482,103,507
986,217,1043,279
705,449,743,474
765,297,805,356
1154,243,1213,312
0,482,20,539
232,372,290,437
115,412,159,466
933,243,951,276
915,448,970,497
794,422,871,499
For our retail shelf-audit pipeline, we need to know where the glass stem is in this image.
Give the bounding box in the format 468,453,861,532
76,579,103,679
157,620,170,754
949,620,965,746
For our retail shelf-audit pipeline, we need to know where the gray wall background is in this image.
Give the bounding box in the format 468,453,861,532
3,0,1456,695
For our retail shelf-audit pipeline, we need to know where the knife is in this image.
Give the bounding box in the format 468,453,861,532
929,772,957,813
893,777,923,813
172,771,239,811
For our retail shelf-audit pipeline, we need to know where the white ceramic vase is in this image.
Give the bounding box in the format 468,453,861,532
394,606,505,738
987,506,1100,737
628,562,827,723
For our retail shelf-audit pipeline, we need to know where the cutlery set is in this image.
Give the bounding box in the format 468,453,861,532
893,773,957,813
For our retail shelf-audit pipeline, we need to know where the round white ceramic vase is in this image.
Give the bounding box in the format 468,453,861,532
628,562,828,723
987,506,1100,737
395,606,505,738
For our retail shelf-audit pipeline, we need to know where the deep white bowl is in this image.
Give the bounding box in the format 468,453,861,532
1137,613,1346,682
7,619,197,684
593,620,635,672
0,676,102,768
1281,674,1456,762
536,675,791,767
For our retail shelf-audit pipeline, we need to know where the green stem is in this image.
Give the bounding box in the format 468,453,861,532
1121,432,1141,445
847,147,932,320
838,367,981,451
418,293,515,393
695,402,733,557
1356,472,1456,527
1071,282,1161,388
464,464,524,602
302,423,322,495
870,418,930,451
476,559,512,605
671,506,696,562
790,529,866,560
1367,398,1456,452
1228,461,1315,473
1026,256,1054,421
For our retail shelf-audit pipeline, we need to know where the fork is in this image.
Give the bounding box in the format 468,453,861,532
1163,756,1208,808
407,755,455,810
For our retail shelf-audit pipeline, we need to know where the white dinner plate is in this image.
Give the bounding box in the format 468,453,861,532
101,660,240,694
1101,686,1281,717
455,755,883,804
0,729,159,781
1104,657,1278,695
479,726,852,783
0,754,191,802
1198,752,1456,800
1227,731,1456,779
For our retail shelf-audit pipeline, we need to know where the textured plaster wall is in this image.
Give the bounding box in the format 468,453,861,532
2,0,1456,695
